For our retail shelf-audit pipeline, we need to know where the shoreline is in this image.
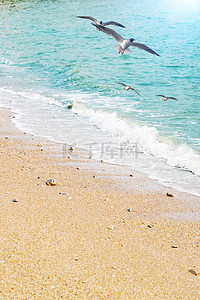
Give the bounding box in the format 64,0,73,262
1,85,200,199
6,105,200,218
0,107,199,299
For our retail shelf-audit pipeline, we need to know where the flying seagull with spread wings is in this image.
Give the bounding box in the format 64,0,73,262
92,23,160,56
76,16,125,28
156,95,178,101
116,82,141,96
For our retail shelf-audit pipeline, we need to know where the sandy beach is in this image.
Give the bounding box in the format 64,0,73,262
0,107,199,299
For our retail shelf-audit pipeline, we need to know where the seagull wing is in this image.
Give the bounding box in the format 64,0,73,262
130,88,141,96
115,82,127,87
156,95,166,98
92,24,124,43
167,97,178,101
131,42,160,56
103,21,126,28
76,16,98,23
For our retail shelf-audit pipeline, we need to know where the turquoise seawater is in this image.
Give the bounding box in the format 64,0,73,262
0,0,200,195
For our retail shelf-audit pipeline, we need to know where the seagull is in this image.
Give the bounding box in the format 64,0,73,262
92,23,160,56
76,16,125,28
156,95,178,101
116,82,141,96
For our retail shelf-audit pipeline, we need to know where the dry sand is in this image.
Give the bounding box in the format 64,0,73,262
0,107,199,299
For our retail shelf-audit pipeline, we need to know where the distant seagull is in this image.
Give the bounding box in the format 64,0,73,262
116,82,141,96
156,95,178,101
76,16,125,28
92,23,160,56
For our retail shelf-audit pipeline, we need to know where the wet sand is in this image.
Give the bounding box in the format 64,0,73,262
0,107,199,299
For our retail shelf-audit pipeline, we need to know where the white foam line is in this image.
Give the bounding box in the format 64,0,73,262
72,102,200,176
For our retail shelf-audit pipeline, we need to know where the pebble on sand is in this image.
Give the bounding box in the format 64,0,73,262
37,142,43,147
12,199,18,202
59,192,69,195
45,178,56,186
188,269,199,276
167,192,174,197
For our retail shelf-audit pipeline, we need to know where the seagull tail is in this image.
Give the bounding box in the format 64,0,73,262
113,45,131,54
124,48,131,54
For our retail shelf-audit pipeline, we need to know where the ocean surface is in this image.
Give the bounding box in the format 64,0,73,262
0,0,200,196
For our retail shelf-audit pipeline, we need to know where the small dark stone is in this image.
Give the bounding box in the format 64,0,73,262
129,174,133,177
188,269,198,276
12,199,18,203
127,208,131,212
171,246,178,248
167,192,174,197
67,102,74,110
147,225,152,228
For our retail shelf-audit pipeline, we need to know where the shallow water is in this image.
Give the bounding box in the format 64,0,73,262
0,0,200,196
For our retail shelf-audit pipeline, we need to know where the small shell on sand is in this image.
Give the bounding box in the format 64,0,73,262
108,225,114,230
37,142,43,147
46,179,56,186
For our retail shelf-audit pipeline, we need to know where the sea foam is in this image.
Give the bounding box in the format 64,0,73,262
72,102,200,176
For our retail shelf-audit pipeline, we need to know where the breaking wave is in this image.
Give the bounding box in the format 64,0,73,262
72,102,200,176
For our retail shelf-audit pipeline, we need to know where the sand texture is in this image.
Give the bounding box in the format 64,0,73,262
0,108,199,299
